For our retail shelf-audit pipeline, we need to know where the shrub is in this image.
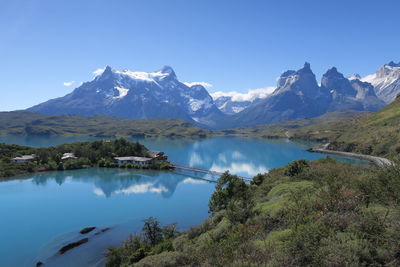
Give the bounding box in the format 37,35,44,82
209,172,250,213
284,159,309,177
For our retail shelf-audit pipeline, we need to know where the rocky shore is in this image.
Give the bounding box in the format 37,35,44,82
309,143,393,166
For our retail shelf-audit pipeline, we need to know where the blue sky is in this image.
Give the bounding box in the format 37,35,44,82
1,0,399,111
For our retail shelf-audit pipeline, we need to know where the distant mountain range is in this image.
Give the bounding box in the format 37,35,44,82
29,66,228,129
27,61,399,129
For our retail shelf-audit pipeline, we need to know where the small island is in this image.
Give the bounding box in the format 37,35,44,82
0,138,172,179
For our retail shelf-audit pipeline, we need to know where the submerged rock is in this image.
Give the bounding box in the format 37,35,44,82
80,227,96,234
36,261,44,266
94,227,110,235
59,238,89,254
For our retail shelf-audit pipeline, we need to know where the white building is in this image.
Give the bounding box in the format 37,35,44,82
12,154,36,164
114,156,152,166
61,153,77,161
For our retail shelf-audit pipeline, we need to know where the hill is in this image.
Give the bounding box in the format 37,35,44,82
231,97,400,159
0,111,211,138
220,110,365,137
106,158,400,266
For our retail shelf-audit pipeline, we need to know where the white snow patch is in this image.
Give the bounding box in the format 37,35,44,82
93,68,105,76
362,73,378,85
113,86,129,99
118,70,169,82
211,86,275,102
232,106,246,113
183,81,213,89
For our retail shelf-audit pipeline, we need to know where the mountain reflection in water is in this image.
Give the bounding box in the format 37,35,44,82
31,168,208,198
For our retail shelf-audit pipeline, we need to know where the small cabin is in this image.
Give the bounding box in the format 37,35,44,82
12,154,36,164
114,156,152,166
61,153,77,161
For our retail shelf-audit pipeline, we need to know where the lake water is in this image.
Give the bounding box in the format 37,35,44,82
0,136,365,266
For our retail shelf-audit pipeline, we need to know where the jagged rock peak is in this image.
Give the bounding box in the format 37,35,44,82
97,65,115,80
281,70,296,77
159,65,176,77
349,73,361,80
324,67,342,77
386,61,400,68
298,62,312,73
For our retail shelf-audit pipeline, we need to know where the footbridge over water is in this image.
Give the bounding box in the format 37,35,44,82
172,165,252,182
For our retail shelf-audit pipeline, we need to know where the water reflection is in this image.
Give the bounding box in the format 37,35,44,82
140,137,319,177
30,168,195,198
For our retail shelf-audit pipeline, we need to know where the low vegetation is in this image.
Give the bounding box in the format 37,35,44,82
107,157,400,266
0,139,171,179
228,97,400,159
219,110,365,137
0,111,211,138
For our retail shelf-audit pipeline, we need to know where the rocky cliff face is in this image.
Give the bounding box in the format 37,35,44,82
362,61,400,103
229,63,384,128
230,63,331,127
321,67,384,112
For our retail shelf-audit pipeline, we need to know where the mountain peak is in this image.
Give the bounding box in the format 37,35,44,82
160,65,176,77
103,65,114,74
349,73,361,80
386,61,400,68
303,62,311,70
324,67,343,78
297,62,313,74
96,65,116,80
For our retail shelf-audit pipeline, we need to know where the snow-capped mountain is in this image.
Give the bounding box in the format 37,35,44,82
362,61,400,103
229,63,384,128
321,67,384,112
230,63,331,127
28,66,227,129
27,62,392,130
211,87,275,115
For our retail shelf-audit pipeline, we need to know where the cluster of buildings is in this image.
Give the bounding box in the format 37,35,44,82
12,153,78,164
12,151,167,167
12,154,37,164
114,151,167,166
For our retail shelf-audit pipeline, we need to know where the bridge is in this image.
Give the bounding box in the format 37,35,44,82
172,165,252,182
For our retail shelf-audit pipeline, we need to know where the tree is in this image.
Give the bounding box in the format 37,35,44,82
209,172,250,213
142,217,163,245
284,159,309,177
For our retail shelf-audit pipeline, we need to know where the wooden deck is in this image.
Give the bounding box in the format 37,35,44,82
172,165,252,182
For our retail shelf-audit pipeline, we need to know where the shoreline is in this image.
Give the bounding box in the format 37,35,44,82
309,144,392,166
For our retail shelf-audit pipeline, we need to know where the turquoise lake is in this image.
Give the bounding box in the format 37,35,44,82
0,136,365,266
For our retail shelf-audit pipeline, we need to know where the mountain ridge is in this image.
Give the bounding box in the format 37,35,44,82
28,65,228,129
26,62,396,129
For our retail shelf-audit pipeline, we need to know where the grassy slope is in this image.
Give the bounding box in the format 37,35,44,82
107,158,400,266
226,99,400,159
219,110,365,137
0,111,211,137
285,98,400,158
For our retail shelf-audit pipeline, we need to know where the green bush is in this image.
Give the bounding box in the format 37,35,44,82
284,159,309,177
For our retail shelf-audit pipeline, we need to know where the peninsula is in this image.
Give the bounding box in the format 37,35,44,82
0,139,172,179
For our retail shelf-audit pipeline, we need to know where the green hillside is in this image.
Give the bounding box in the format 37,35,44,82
283,97,400,158
227,98,400,159
107,158,400,266
219,110,365,137
0,111,211,138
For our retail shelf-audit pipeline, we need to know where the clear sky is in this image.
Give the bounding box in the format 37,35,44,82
1,0,399,111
